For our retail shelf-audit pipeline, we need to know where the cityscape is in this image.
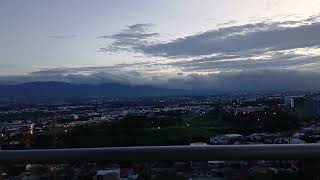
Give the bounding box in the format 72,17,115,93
1,91,320,179
2,0,320,179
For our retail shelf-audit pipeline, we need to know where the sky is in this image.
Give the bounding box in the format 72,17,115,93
1,0,320,91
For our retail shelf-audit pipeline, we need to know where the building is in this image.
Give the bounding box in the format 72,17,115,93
284,97,295,108
210,134,244,145
225,106,268,114
93,168,120,180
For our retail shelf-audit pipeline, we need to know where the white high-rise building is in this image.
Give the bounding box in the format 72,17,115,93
284,97,295,108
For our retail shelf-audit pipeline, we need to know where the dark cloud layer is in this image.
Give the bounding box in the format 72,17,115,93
1,67,320,92
100,18,320,58
143,21,320,57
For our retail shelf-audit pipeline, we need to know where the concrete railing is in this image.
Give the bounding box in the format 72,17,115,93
1,144,320,163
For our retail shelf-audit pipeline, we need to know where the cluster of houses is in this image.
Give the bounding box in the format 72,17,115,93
1,122,35,137
209,132,307,145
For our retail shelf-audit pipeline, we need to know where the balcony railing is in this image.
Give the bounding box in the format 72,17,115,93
1,144,320,163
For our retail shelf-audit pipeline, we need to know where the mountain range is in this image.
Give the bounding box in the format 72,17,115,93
0,82,209,102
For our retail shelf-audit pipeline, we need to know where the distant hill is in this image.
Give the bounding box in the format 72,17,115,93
0,82,204,101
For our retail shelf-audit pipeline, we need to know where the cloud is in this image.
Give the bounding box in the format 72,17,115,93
1,66,320,92
170,47,320,72
48,35,78,39
143,21,320,58
97,17,320,80
217,20,238,26
99,16,320,59
28,67,144,85
98,23,159,53
3,17,320,92
0,63,172,87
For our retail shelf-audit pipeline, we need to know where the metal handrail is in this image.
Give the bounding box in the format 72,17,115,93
1,144,320,163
